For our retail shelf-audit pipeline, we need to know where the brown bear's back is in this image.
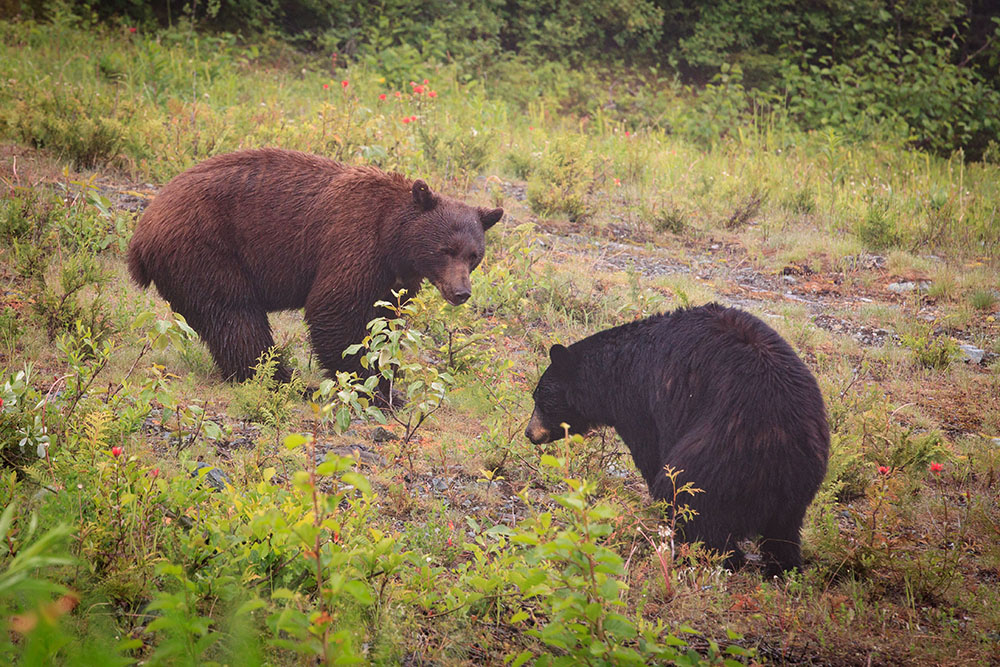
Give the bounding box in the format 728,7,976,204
129,149,412,311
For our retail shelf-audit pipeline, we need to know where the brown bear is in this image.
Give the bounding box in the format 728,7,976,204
128,148,502,382
525,304,829,576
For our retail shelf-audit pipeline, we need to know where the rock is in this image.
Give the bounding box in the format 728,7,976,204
371,426,399,442
958,344,985,365
781,275,797,284
887,281,932,294
991,438,1000,448
325,444,386,466
193,462,231,492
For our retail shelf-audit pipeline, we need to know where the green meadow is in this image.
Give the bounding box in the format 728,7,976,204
1,6,999,665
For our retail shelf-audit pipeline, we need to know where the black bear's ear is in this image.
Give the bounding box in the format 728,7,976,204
479,207,503,230
412,179,436,211
549,344,576,373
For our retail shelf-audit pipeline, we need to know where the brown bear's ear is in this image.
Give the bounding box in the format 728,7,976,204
479,207,503,230
412,179,436,211
549,344,576,373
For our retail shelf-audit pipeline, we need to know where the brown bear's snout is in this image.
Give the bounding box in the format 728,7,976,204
434,262,474,306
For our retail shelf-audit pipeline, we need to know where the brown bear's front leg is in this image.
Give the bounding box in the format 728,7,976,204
197,305,289,383
304,282,378,382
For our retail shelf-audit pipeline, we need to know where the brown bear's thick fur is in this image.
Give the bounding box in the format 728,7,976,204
128,148,502,382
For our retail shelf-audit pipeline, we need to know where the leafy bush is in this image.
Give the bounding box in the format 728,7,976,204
527,137,595,222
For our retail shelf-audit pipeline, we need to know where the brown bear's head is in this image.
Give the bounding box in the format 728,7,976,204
406,179,502,306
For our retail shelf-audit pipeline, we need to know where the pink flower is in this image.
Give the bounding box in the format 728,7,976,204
402,116,411,124
150,467,160,478
428,90,437,98
111,446,122,458
379,93,387,101
323,83,329,90
0,398,4,409
529,126,533,131
930,462,943,474
394,91,402,98
614,178,621,186
877,465,890,475
128,27,137,34
423,78,429,84
341,80,349,88
413,85,425,94
625,130,630,137
410,115,417,122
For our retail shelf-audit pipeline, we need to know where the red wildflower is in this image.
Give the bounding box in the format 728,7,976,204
625,130,630,137
379,93,387,101
877,465,890,475
614,178,621,186
410,115,417,122
341,80,349,88
394,91,402,98
150,468,160,478
529,126,533,131
423,78,429,84
322,83,329,90
128,27,137,34
0,398,4,409
930,462,943,474
402,116,411,124
111,446,122,458
413,85,425,94
428,90,437,98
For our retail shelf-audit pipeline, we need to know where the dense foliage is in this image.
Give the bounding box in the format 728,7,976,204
9,0,999,158
0,4,998,665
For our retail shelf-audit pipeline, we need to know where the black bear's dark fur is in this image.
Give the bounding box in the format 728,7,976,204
525,303,829,576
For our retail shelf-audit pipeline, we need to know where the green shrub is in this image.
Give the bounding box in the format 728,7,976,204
902,331,959,370
856,198,899,250
526,137,595,222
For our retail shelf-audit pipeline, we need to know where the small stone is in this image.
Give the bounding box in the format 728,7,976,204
781,275,797,284
887,281,931,294
371,426,399,442
193,462,230,492
991,438,1000,448
958,344,985,365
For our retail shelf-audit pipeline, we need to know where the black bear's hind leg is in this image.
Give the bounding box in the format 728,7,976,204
759,536,802,578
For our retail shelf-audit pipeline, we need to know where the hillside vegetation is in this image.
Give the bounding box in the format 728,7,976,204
1,6,999,665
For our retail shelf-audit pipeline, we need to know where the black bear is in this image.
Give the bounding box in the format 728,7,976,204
128,148,502,382
525,303,829,575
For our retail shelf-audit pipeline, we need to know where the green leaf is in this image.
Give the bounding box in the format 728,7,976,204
284,433,309,450
341,472,372,496
342,580,373,605
540,454,562,468
507,650,533,667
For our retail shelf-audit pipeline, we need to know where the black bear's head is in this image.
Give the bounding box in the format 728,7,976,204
525,344,592,444
408,179,502,306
